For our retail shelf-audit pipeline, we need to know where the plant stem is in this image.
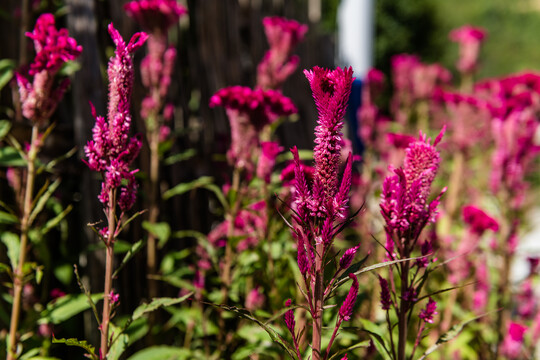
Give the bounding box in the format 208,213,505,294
397,262,410,360
7,125,39,360
100,190,116,358
312,242,324,360
325,318,342,360
147,128,160,300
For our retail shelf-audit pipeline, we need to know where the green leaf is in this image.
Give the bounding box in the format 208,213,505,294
127,346,191,360
0,146,25,167
54,263,74,286
39,293,103,325
163,176,213,199
328,340,371,360
331,255,425,293
108,323,129,360
29,178,61,226
419,312,493,360
1,232,19,270
142,221,171,248
0,119,11,140
203,302,298,359
131,294,193,322
276,149,313,163
163,176,228,210
0,59,14,91
164,148,196,165
42,147,77,173
113,239,146,278
0,210,18,224
359,319,393,360
41,205,72,235
52,336,98,360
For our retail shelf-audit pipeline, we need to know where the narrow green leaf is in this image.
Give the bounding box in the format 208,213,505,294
52,336,98,360
0,146,25,167
127,346,191,360
359,319,393,360
131,294,193,322
332,255,426,293
0,59,14,91
42,147,77,172
162,176,214,200
419,311,494,360
164,148,196,165
328,340,371,360
117,210,146,233
1,232,19,270
0,119,11,140
39,293,103,325
41,205,72,235
142,221,171,248
0,211,18,224
203,302,298,359
113,239,146,278
108,323,129,360
29,178,61,226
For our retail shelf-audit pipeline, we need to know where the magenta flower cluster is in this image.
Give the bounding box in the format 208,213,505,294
380,129,446,256
124,0,187,34
16,13,82,124
84,24,148,212
257,16,308,90
210,86,296,172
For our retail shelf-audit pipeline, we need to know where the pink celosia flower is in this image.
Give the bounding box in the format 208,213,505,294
257,141,283,183
109,291,120,304
124,0,187,34
387,133,416,149
210,86,296,173
339,244,360,270
449,25,486,74
500,322,527,359
338,274,359,321
380,128,446,242
303,66,354,218
16,13,82,124
257,17,308,90
284,299,296,334
419,298,438,323
245,287,265,311
472,259,490,311
378,275,392,310
84,24,147,213
462,205,499,235
411,63,451,99
517,279,536,319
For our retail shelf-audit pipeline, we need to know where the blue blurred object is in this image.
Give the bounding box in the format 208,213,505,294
347,78,364,156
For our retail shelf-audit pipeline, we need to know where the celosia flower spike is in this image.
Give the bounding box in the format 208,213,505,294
124,0,188,34
338,273,359,321
304,66,354,217
17,13,82,124
339,243,360,271
84,24,147,213
419,297,438,323
378,275,392,310
284,299,296,336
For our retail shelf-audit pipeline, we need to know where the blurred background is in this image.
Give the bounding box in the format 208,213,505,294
1,0,540,357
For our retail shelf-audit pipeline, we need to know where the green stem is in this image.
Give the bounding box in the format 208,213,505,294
7,125,39,360
312,242,324,360
100,189,117,358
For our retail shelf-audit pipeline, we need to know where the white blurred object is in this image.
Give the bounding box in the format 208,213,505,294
337,0,374,78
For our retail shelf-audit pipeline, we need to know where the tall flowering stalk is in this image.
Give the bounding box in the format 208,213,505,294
84,24,147,358
287,66,357,359
378,129,445,360
257,16,307,90
124,0,188,300
8,13,81,360
449,25,486,90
